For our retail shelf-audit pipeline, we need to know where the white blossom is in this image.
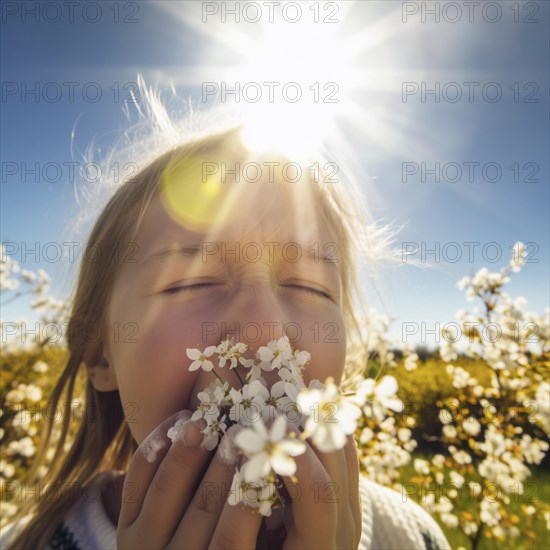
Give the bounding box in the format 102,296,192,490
257,336,293,370
25,384,42,402
509,242,527,272
298,379,361,452
356,375,404,421
403,353,418,372
187,346,217,372
235,416,305,483
449,471,465,489
7,436,35,457
201,415,228,451
32,361,48,373
413,458,430,475
462,417,481,437
0,459,15,478
217,339,248,369
480,499,501,527
228,468,276,516
442,425,457,439
229,380,268,426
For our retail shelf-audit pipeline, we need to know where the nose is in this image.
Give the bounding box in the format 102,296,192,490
220,281,288,352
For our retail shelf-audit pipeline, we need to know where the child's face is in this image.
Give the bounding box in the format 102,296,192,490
104,178,346,444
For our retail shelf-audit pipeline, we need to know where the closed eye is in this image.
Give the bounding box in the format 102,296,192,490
162,283,219,295
283,284,332,299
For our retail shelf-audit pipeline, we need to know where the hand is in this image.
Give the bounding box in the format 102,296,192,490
280,435,362,550
117,411,264,549
117,411,361,549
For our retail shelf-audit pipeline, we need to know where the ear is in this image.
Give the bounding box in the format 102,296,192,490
82,341,118,392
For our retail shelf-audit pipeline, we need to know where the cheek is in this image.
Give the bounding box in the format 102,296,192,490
106,304,207,443
297,311,347,385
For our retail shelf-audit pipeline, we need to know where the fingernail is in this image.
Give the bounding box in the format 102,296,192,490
142,432,167,463
141,411,193,463
168,417,205,448
218,424,243,465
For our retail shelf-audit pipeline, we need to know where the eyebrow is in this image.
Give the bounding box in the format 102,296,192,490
301,248,339,270
139,243,203,268
139,242,339,271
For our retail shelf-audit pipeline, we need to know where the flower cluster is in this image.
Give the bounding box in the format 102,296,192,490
1,244,68,352
182,336,364,516
353,373,415,488
413,243,550,545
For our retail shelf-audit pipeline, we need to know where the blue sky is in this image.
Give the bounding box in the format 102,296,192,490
1,0,549,350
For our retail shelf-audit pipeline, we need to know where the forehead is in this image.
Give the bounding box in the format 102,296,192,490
135,176,339,257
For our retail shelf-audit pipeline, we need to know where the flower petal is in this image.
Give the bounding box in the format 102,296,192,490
258,347,273,361
242,453,270,483
235,428,265,454
376,375,398,397
188,361,201,372
186,348,201,360
279,438,306,457
269,415,287,442
271,452,297,477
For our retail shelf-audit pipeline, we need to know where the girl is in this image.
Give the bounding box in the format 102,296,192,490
5,125,450,549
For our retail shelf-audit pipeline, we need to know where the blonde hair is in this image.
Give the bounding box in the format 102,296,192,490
10,119,398,548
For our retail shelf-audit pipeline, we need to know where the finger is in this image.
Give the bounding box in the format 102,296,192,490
118,409,192,529
308,440,349,512
312,436,362,549
168,433,239,549
282,441,337,549
208,493,264,550
137,417,211,544
328,435,361,548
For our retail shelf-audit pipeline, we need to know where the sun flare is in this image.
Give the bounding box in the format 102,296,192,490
158,0,405,162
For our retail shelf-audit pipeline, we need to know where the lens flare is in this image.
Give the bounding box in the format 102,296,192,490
161,156,225,231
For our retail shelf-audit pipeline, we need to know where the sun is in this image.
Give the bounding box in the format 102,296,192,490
157,1,393,159
155,0,466,171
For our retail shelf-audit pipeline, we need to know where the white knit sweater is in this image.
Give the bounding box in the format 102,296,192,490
3,471,450,549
